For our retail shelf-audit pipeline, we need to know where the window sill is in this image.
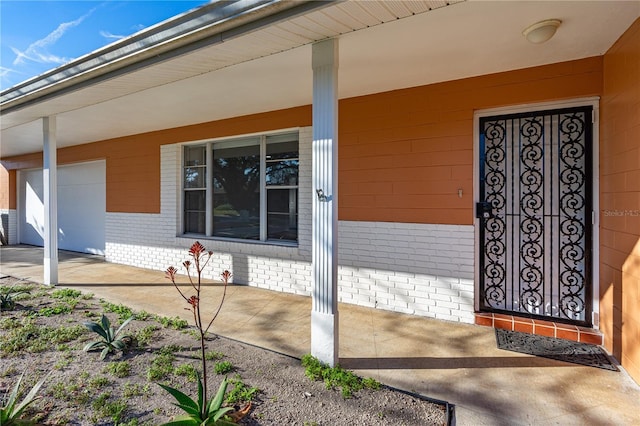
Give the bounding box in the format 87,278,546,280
179,233,299,249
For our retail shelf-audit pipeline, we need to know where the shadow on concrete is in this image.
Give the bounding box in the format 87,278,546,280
340,355,577,370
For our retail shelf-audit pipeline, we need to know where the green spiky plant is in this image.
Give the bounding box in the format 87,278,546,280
83,314,133,360
161,241,233,425
158,373,235,426
0,285,30,311
0,371,48,426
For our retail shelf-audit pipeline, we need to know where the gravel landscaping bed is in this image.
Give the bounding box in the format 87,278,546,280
0,275,449,425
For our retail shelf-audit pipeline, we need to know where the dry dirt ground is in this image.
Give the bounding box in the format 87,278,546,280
0,276,449,425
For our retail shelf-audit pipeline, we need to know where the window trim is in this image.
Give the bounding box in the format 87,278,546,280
182,145,207,235
180,128,300,246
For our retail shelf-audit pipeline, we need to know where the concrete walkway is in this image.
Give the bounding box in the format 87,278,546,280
1,245,639,425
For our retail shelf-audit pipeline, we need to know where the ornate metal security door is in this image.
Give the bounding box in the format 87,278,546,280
478,107,593,326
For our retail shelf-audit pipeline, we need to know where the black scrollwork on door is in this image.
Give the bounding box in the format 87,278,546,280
558,113,588,321
519,117,545,314
479,107,592,326
482,121,507,310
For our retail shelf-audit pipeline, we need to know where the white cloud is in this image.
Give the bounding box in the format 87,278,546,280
10,47,29,66
11,8,95,66
0,66,14,78
99,30,125,41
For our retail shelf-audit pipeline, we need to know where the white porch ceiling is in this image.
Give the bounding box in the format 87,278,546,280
1,0,638,158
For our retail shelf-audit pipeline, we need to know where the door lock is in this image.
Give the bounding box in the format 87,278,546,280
476,201,494,219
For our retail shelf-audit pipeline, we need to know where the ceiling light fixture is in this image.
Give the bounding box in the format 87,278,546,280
523,19,562,44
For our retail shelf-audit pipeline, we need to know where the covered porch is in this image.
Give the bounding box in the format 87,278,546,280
1,244,640,424
2,0,639,392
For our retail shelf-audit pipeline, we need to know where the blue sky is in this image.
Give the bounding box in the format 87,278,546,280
0,1,209,90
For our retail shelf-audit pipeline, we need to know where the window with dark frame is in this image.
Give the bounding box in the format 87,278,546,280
182,131,299,243
183,145,206,234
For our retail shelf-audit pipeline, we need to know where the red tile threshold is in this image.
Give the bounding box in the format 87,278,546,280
475,313,603,345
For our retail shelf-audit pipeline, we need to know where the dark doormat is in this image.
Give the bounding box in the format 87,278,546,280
495,329,618,371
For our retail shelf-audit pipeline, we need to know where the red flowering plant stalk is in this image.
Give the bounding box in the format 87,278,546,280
162,241,234,425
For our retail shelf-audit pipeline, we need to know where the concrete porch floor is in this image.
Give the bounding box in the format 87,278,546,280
1,245,639,425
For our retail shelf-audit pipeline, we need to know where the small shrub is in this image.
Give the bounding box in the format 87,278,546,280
134,310,153,321
123,383,150,398
175,363,198,382
0,317,21,330
105,399,128,424
66,299,80,310
156,315,188,330
362,377,381,390
31,289,50,298
301,354,380,399
183,328,201,340
51,325,86,344
50,382,75,400
51,288,82,299
89,376,110,389
50,380,91,406
147,352,175,381
54,353,74,370
158,344,183,355
33,303,72,317
214,361,234,375
100,300,134,320
105,361,131,378
133,325,158,347
91,392,128,423
0,321,85,355
91,392,110,410
225,376,259,404
57,344,71,352
204,351,225,361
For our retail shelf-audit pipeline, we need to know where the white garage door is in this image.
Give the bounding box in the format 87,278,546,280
19,161,106,255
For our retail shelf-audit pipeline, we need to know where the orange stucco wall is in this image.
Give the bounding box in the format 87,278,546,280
0,59,601,219
0,106,312,213
339,56,603,224
0,166,15,210
600,18,640,383
1,59,601,219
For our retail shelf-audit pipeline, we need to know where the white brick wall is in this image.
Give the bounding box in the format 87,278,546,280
0,209,17,245
338,221,475,322
106,127,315,296
105,126,476,324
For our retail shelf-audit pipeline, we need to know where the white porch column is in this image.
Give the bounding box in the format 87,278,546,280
43,116,58,286
311,38,339,366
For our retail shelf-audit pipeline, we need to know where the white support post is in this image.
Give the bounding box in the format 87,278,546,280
43,116,58,286
311,38,339,366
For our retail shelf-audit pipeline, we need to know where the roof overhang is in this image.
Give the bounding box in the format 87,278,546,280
1,0,639,158
0,0,335,114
